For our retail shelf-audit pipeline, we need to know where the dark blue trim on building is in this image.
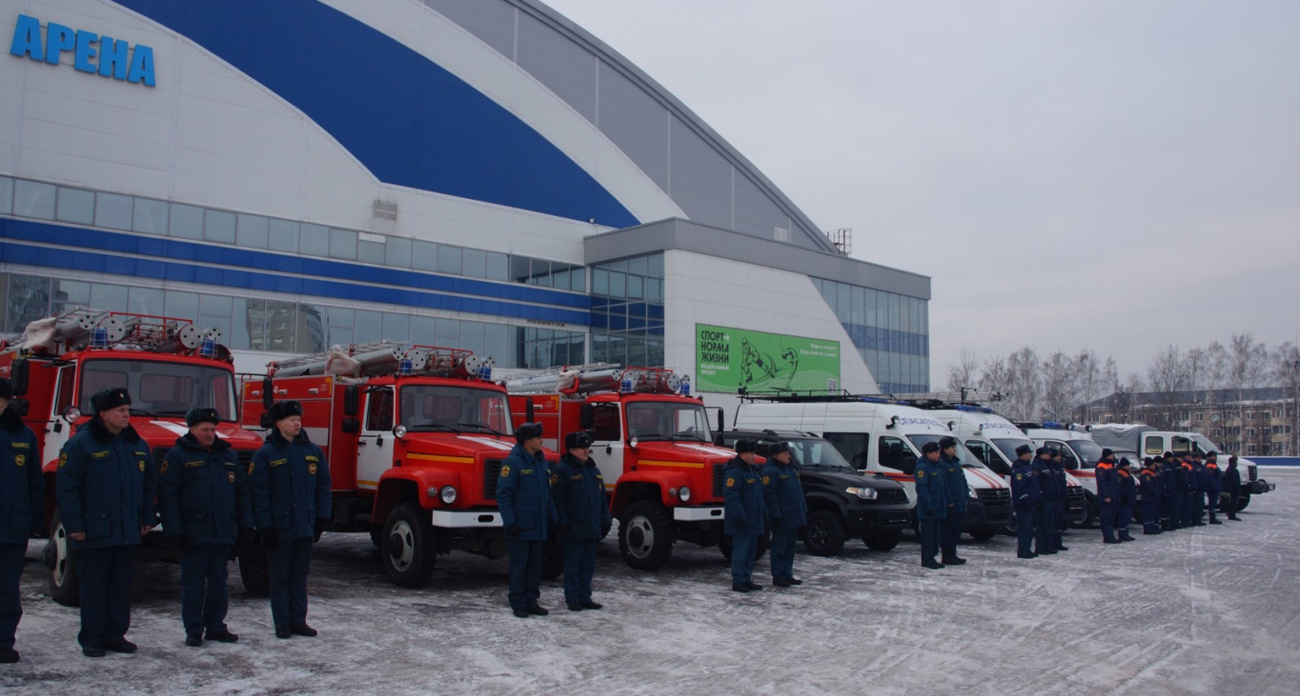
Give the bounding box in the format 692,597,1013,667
113,0,639,229
0,219,591,325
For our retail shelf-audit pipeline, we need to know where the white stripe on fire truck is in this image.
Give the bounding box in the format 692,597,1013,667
458,436,514,451
150,421,189,437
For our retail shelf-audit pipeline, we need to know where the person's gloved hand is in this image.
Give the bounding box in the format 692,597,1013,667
505,524,519,536
771,517,784,529
260,528,279,551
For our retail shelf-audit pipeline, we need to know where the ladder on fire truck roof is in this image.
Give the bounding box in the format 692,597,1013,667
502,363,689,397
267,341,493,380
1,307,225,357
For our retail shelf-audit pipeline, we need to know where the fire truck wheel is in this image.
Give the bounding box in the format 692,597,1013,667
237,539,270,596
382,503,437,588
369,525,385,550
45,510,79,607
618,500,675,571
802,510,846,556
863,529,902,552
969,529,998,542
719,532,770,562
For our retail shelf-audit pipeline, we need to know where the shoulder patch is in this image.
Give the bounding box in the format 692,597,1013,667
500,465,511,478
550,474,559,486
308,462,318,475
139,460,146,472
762,475,770,485
916,470,925,478
59,453,68,469
160,460,169,475
726,477,735,488
1015,474,1022,480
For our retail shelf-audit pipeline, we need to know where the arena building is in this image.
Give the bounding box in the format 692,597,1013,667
0,0,931,413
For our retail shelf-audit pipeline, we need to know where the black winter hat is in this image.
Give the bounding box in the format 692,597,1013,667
564,431,593,450
938,435,958,450
1035,446,1049,456
1118,457,1131,468
1015,444,1033,456
1099,448,1114,460
267,400,303,423
91,387,131,413
733,439,757,454
1206,451,1218,460
514,422,543,444
768,441,791,456
921,441,941,455
186,407,221,427
0,377,11,400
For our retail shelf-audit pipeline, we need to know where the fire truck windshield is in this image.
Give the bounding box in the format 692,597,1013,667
399,385,511,435
626,401,712,442
79,359,238,420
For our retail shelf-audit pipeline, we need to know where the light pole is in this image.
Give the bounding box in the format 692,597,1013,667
1292,360,1298,457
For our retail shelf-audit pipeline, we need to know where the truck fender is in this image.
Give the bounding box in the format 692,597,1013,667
372,469,456,523
611,470,694,515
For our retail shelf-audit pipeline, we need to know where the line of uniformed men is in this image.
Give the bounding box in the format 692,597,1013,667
1009,445,1074,558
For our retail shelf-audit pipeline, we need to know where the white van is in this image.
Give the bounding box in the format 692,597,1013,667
734,398,1012,541
929,407,1087,526
1018,422,1106,524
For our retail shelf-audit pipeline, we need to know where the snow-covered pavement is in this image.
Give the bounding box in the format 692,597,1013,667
4,470,1298,695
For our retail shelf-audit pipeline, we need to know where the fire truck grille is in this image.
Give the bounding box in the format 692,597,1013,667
712,463,725,497
877,488,908,505
483,459,504,500
236,449,255,471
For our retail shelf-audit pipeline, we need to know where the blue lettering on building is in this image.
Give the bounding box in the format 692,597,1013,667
9,14,155,86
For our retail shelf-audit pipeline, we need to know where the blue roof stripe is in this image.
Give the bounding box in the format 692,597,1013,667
113,0,639,229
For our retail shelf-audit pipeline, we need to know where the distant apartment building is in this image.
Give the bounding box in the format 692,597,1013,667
1078,387,1297,456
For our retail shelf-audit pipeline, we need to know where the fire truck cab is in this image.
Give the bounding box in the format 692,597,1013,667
242,343,523,588
506,365,742,571
0,308,263,605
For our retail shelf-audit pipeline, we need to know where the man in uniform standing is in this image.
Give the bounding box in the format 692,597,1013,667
56,387,157,658
0,378,41,663
1032,448,1058,556
159,407,253,646
761,441,807,587
1115,458,1137,542
1223,456,1243,521
937,436,968,566
1139,457,1162,535
915,441,948,569
1095,449,1119,544
722,439,766,592
1204,452,1224,525
1009,444,1039,560
250,400,331,638
1047,449,1069,552
551,431,611,612
497,422,555,617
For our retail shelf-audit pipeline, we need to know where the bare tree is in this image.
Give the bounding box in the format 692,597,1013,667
1147,345,1192,429
1274,342,1300,456
978,354,1008,396
1004,347,1041,421
1229,334,1269,451
1074,350,1107,423
1040,351,1076,422
945,346,980,393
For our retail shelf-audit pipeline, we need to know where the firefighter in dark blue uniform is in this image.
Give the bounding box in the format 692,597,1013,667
723,439,766,591
56,387,157,658
1031,448,1058,555
1140,458,1162,534
915,441,948,569
1223,456,1243,521
552,431,611,611
937,436,968,566
1177,454,1195,528
0,378,41,663
159,407,253,646
1204,452,1224,524
250,400,331,638
1115,458,1136,541
1048,449,1069,551
1095,448,1119,544
497,422,556,617
1160,452,1178,531
1010,444,1039,559
1189,453,1207,526
762,441,808,587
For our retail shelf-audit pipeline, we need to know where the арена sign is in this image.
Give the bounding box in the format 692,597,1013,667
9,13,155,86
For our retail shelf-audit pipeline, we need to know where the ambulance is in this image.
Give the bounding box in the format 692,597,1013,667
733,396,1012,540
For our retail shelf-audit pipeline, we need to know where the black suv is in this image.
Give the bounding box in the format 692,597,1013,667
716,429,912,556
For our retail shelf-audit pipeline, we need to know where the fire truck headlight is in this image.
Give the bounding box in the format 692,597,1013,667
439,486,458,505
393,425,408,439
63,406,81,423
677,486,691,502
845,486,877,500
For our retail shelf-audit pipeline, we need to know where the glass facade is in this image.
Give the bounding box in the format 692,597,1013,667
813,277,929,394
589,253,664,367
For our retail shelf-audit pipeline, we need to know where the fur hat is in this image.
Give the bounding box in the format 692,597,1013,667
267,400,303,423
91,387,131,413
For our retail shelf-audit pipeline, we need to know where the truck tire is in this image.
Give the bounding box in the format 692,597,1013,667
238,540,270,597
969,528,998,542
802,510,846,556
369,525,384,550
382,502,437,588
1235,493,1251,512
618,500,674,571
863,529,902,552
541,532,564,580
1082,494,1098,528
44,510,79,607
719,532,770,562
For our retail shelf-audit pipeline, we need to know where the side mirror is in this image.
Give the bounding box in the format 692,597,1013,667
341,418,361,435
580,403,593,429
10,359,28,396
13,398,29,417
259,413,273,430
261,377,273,410
343,385,360,416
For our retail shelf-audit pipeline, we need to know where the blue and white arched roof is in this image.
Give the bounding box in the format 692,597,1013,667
107,0,841,254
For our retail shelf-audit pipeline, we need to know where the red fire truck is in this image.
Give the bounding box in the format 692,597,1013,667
241,343,530,588
0,308,264,605
505,365,751,571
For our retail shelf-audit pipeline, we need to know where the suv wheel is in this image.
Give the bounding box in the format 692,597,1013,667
803,510,846,556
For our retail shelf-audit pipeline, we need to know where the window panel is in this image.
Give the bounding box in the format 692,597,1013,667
132,198,168,235
56,187,94,224
51,279,90,315
435,318,461,345
329,228,357,260
164,290,199,321
436,245,462,275
90,282,128,310
462,249,487,278
628,256,648,276
95,193,133,230
385,236,413,268
382,312,410,342
204,210,236,244
326,306,355,347
0,176,11,215
510,255,532,283
127,286,164,316
358,239,385,265
484,323,509,366
354,310,382,342
570,267,586,292
14,180,56,219
299,223,329,256
609,271,626,298
409,315,436,344
412,240,438,272
236,214,270,249
460,320,485,357
268,219,299,253
486,252,509,281
298,304,327,352
648,253,664,278
169,204,204,239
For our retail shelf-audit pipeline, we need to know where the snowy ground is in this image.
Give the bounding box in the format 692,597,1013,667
3,470,1298,695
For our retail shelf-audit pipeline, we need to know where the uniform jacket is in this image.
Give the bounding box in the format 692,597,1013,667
551,452,611,541
159,433,253,546
1204,462,1224,495
1223,463,1242,493
1095,460,1118,501
1033,456,1060,501
0,407,43,543
1049,460,1068,501
761,460,808,531
1159,464,1176,497
250,430,331,542
1010,459,1040,510
914,457,949,520
1117,468,1136,505
722,457,766,536
1139,467,1158,500
1191,462,1207,493
55,417,157,550
939,453,969,514
1176,462,1193,493
496,444,555,542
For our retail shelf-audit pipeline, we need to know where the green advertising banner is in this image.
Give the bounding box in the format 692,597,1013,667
695,324,840,394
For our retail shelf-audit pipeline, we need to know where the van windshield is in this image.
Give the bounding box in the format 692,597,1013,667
786,438,854,471
992,438,1035,463
905,434,991,470
1067,439,1104,468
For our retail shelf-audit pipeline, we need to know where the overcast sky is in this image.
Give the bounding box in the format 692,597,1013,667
542,0,1300,386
